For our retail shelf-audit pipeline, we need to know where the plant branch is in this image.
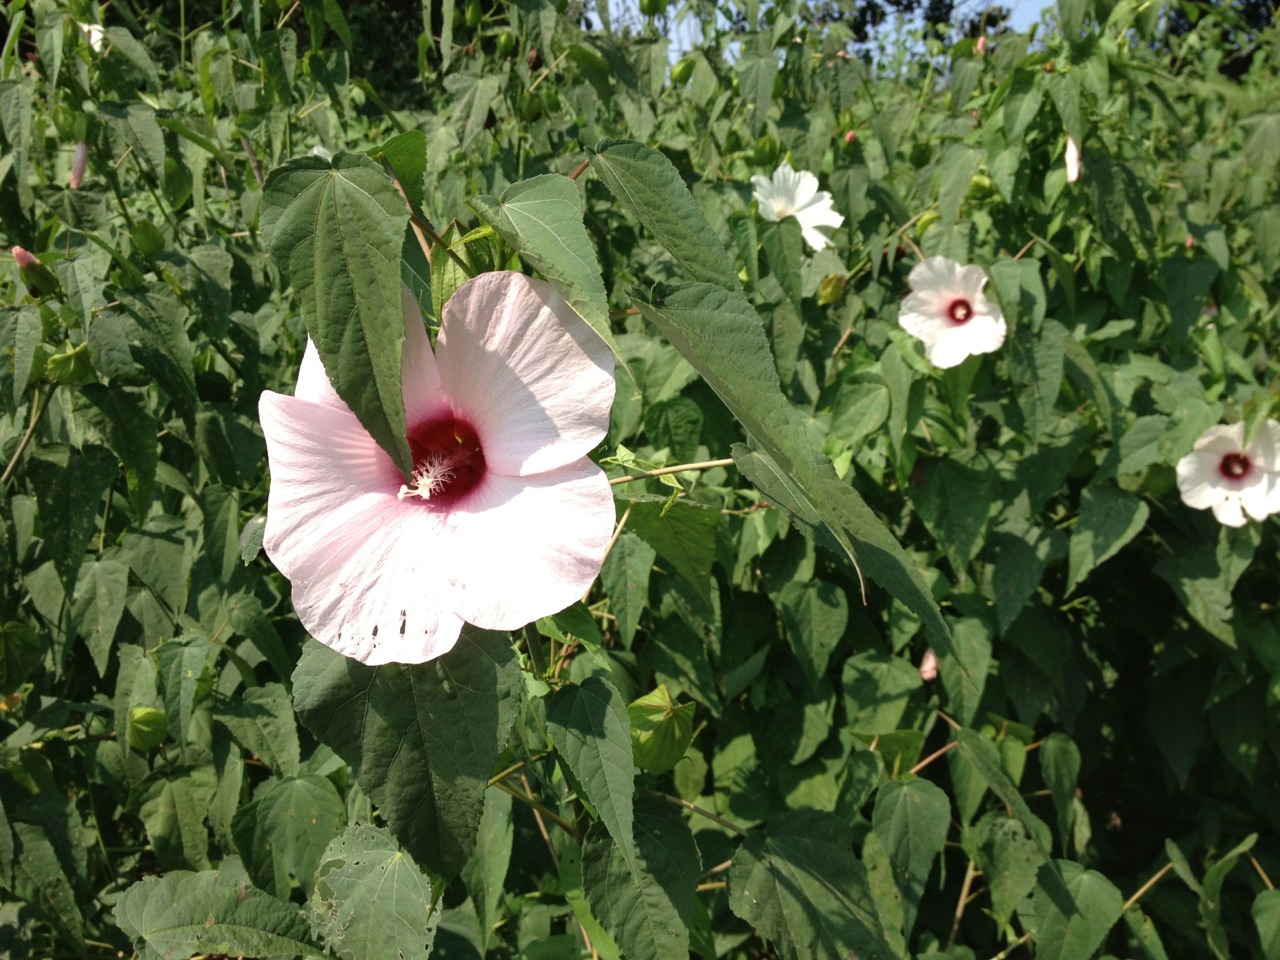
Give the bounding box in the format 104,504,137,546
609,458,734,486
493,776,578,841
2,387,50,486
946,858,980,950
989,929,1033,960
1122,861,1174,912
910,739,958,775
642,789,748,837
409,210,475,278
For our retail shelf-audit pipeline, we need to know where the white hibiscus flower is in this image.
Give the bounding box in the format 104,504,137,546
751,161,845,252
1176,420,1280,527
898,257,1007,369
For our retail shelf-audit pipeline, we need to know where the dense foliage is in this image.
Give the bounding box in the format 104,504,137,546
2,0,1279,958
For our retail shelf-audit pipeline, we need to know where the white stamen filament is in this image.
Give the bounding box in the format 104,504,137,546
397,453,456,501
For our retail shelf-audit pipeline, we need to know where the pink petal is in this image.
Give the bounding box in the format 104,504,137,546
260,390,464,663
435,272,614,476
443,461,615,630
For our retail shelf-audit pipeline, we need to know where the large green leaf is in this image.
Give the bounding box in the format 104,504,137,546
968,812,1047,922
779,579,849,689
1032,860,1124,960
260,152,413,477
11,819,85,953
547,676,636,869
1066,483,1150,594
872,777,951,937
728,810,894,960
635,281,948,650
581,797,706,960
132,765,218,870
625,497,718,605
213,682,300,778
309,824,438,960
27,444,117,592
291,630,521,878
114,870,320,960
471,174,616,353
233,775,347,898
588,140,739,290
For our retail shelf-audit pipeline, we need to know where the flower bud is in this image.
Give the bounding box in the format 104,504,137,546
1185,234,1195,250
976,35,987,55
11,246,40,269
844,129,856,145
70,141,88,189
919,649,939,682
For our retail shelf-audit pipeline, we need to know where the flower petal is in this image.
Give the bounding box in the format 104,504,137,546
444,460,615,629
435,272,614,476
260,390,463,663
1211,495,1248,527
908,256,963,294
787,166,820,209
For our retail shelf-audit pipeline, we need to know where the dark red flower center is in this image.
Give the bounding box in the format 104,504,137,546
401,415,486,505
1218,452,1251,480
947,298,973,325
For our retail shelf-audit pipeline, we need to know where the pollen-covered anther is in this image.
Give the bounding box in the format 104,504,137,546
397,453,456,501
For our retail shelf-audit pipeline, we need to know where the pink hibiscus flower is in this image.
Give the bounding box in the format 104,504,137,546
259,272,617,664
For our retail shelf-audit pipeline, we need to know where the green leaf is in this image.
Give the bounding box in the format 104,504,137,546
626,498,718,604
1252,889,1280,960
872,777,951,937
589,140,740,290
1065,483,1149,595
968,812,1047,922
460,787,513,953
560,842,622,960
955,728,1051,852
778,579,849,689
736,33,779,135
760,218,804,311
1202,833,1256,960
635,281,948,650
1008,320,1068,440
989,257,1046,331
261,152,413,477
133,765,218,870
27,444,118,591
728,810,894,960
471,174,617,353
0,623,42,693
914,458,994,571
582,797,705,960
10,820,85,953
114,870,320,960
154,634,218,746
1032,860,1124,960
111,286,199,422
80,383,157,517
547,676,636,868
373,129,427,213
841,651,923,737
292,631,522,878
233,776,346,898
1161,257,1218,347
601,529,656,647
628,685,695,775
1,308,42,410
1040,732,1081,855
309,825,438,960
214,682,301,778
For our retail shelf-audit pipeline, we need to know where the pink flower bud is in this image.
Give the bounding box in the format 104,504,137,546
919,648,939,682
70,141,88,190
844,130,856,145
1185,234,1195,250
12,246,41,269
976,36,988,55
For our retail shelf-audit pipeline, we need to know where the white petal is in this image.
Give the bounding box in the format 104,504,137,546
788,167,820,209
1241,472,1280,521
953,264,992,301
908,256,963,295
259,390,464,663
443,461,615,629
1176,451,1228,510
799,223,832,252
898,307,953,350
1211,496,1248,527
751,175,779,219
435,272,615,477
1193,422,1244,453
